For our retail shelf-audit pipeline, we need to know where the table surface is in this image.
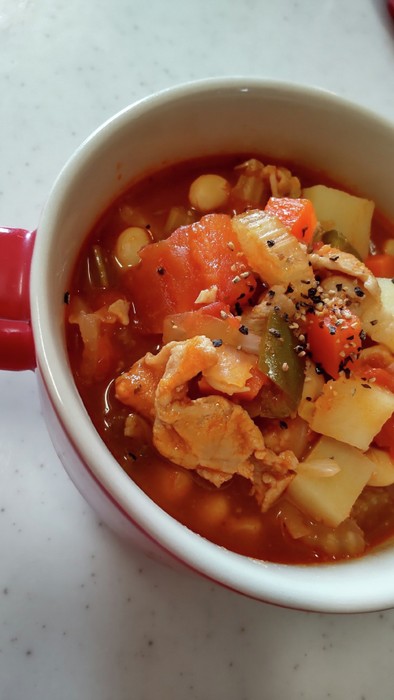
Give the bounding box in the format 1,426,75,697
1,1,394,698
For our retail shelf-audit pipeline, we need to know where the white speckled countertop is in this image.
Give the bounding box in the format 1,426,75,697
1,1,394,698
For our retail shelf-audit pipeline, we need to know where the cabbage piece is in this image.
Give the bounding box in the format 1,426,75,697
231,210,312,298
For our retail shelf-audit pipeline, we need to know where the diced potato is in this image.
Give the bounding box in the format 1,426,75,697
302,184,374,260
366,447,394,487
298,359,325,422
309,376,394,451
287,436,374,527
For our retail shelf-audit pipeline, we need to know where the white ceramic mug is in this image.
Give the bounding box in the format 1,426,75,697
1,78,394,613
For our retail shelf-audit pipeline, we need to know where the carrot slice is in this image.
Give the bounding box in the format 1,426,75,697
306,310,362,379
264,197,317,243
365,253,394,278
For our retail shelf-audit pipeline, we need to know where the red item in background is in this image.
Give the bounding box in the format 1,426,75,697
0,227,36,370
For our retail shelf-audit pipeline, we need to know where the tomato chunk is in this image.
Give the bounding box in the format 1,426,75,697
264,197,317,243
365,253,394,278
125,214,256,333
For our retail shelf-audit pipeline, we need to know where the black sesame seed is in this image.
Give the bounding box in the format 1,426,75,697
212,339,223,347
279,420,288,430
315,364,323,375
157,266,166,275
354,286,365,298
145,223,151,230
329,255,339,262
336,283,343,292
237,293,246,300
346,335,354,340
267,240,275,248
239,325,249,335
269,328,282,338
235,302,243,316
370,319,378,326
268,290,276,298
128,452,138,461
63,291,70,304
285,284,294,295
361,383,371,389
328,325,336,335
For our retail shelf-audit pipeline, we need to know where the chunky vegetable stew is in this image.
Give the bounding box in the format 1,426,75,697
65,155,394,564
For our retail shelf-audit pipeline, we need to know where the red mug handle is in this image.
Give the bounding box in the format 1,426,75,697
0,227,36,371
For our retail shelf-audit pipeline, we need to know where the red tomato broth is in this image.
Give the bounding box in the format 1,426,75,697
65,154,394,565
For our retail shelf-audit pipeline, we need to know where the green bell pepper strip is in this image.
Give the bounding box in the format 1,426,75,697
321,229,362,261
258,310,305,417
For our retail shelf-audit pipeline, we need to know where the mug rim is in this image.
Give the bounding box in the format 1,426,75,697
30,76,394,613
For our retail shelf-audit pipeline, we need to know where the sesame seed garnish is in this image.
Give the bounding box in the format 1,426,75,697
212,339,223,347
238,325,249,335
269,328,282,338
232,275,241,284
279,420,288,429
354,286,365,298
227,241,235,250
266,240,275,248
220,310,228,319
370,319,378,326
282,362,289,372
157,266,166,275
240,271,250,279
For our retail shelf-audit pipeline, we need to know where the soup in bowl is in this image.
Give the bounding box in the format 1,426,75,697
10,79,394,612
